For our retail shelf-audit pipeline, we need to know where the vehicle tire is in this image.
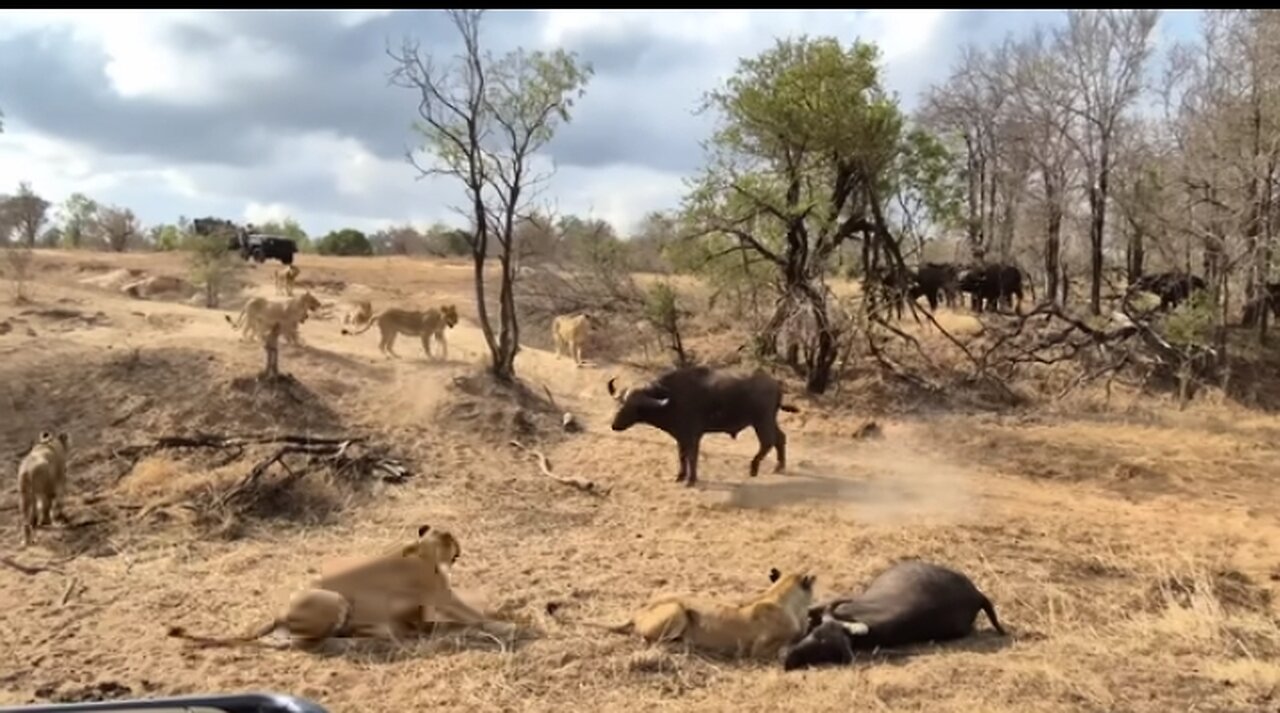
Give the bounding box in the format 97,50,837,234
251,248,265,263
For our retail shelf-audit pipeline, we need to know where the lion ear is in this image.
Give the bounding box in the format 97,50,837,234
417,524,431,538
769,567,782,583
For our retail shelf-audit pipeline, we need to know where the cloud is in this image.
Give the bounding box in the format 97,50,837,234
0,10,1202,238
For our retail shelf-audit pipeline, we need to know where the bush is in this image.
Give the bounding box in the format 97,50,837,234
317,228,373,257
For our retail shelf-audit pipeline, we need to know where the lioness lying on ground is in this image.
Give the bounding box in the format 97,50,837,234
341,304,459,359
225,292,322,345
168,525,513,649
17,431,71,547
597,567,816,659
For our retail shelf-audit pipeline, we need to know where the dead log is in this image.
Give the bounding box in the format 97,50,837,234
508,440,609,496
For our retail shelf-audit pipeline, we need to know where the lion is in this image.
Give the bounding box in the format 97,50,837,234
225,292,323,345
342,299,373,328
552,313,592,366
274,264,301,296
593,568,815,660
17,431,71,547
341,304,459,360
167,525,513,649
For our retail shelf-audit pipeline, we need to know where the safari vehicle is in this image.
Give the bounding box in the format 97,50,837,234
235,231,298,266
0,692,329,713
191,217,297,266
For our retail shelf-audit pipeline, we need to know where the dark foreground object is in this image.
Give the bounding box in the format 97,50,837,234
0,693,328,713
782,560,1007,671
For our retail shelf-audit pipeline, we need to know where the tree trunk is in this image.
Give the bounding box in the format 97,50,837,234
1044,175,1062,305
1126,224,1144,284
1088,182,1104,316
492,238,518,383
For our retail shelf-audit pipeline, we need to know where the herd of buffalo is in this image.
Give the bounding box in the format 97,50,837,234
867,259,1280,324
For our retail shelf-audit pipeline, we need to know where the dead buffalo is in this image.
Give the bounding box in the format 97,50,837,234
607,366,798,487
958,263,1024,312
781,560,1006,671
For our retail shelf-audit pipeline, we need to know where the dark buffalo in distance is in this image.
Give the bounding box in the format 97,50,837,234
864,265,915,320
1242,282,1280,327
957,263,1025,313
782,560,1007,671
607,366,798,487
910,262,961,311
1126,271,1207,311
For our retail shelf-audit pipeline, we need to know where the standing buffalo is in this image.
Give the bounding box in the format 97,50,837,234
957,263,1024,313
1242,282,1280,327
607,366,797,487
910,262,961,311
782,560,1007,671
1126,271,1206,311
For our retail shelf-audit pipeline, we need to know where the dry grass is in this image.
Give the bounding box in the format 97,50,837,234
0,249,1277,712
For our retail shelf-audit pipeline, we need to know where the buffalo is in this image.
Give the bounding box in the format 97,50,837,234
910,262,961,311
957,263,1024,313
1242,282,1280,327
781,560,1007,671
1126,271,1206,311
607,366,797,487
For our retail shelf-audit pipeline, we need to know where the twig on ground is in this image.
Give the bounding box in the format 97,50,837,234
508,440,609,496
59,577,79,606
0,555,64,576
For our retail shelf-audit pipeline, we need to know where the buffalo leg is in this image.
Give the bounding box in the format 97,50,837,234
774,428,787,473
749,424,778,478
685,437,701,487
675,440,689,482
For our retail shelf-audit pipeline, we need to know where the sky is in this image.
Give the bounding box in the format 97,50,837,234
0,9,1204,240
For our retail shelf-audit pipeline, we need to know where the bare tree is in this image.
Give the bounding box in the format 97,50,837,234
97,205,139,253
1005,30,1079,304
2,182,51,248
388,9,593,383
1054,9,1160,314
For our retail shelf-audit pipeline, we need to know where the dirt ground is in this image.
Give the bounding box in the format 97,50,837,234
1,249,1278,713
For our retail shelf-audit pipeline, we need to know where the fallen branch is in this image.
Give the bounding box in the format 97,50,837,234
508,440,609,496
0,555,64,576
59,577,79,606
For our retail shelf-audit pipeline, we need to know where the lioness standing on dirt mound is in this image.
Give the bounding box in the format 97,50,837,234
167,525,514,649
591,567,816,660
552,313,592,366
341,304,459,359
17,431,71,547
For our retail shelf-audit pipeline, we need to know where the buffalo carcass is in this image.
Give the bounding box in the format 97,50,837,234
607,366,798,487
957,263,1024,313
781,560,1007,671
1126,271,1206,311
909,262,961,311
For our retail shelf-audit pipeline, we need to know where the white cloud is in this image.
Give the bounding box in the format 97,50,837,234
2,10,1200,241
243,201,293,225
0,10,296,105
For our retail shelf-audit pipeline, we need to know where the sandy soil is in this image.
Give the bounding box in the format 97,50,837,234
1,249,1278,713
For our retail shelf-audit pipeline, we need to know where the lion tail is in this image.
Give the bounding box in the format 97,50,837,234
167,619,280,648
225,302,251,330
340,312,381,336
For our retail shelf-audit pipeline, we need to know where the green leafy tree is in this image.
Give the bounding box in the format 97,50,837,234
389,9,593,383
317,228,373,256
2,182,51,247
59,193,99,249
150,224,184,252
682,35,911,393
